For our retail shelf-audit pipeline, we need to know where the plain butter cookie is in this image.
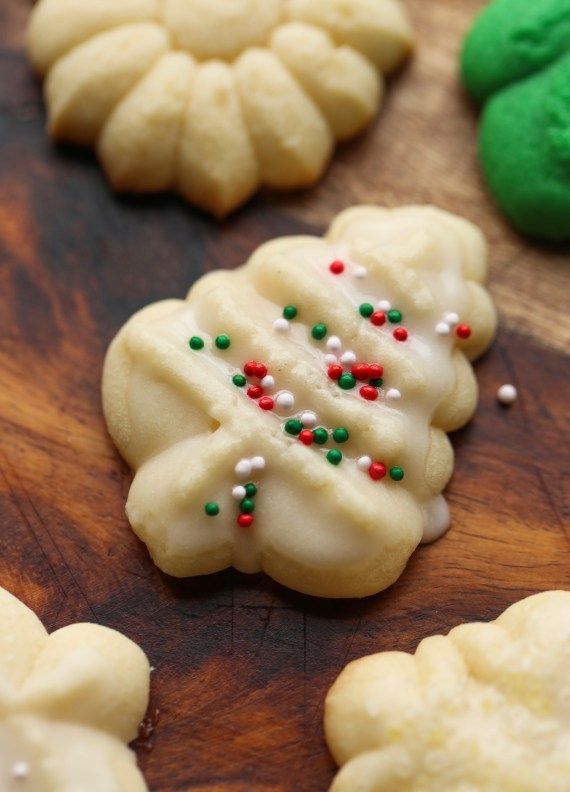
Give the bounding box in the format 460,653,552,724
27,0,413,216
326,590,570,791
0,587,150,791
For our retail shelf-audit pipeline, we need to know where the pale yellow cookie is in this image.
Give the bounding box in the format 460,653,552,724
102,206,496,598
0,587,150,791
26,0,413,216
326,590,570,791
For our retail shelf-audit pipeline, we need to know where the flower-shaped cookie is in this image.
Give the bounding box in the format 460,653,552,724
325,590,570,790
0,587,150,790
103,205,496,598
461,0,570,240
27,0,414,217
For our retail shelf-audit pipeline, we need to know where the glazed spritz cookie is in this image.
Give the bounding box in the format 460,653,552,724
102,205,496,598
26,0,414,217
0,587,150,790
461,0,570,240
325,590,570,791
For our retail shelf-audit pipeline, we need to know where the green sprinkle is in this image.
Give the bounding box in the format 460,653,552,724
232,374,247,387
204,502,220,517
245,482,258,498
359,303,374,318
332,427,349,443
338,373,356,390
189,336,204,351
311,323,327,340
285,419,303,436
369,378,383,388
215,334,231,350
240,498,255,514
388,310,403,324
389,466,405,482
283,305,298,320
327,449,343,466
312,427,329,445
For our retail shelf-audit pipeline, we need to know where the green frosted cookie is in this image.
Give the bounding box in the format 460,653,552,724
461,0,570,240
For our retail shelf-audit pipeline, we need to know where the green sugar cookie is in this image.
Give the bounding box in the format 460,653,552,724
462,0,570,104
461,0,570,240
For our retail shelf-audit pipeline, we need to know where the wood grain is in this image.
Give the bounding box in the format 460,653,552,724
0,1,569,790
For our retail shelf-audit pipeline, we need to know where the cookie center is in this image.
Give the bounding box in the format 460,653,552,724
162,0,286,62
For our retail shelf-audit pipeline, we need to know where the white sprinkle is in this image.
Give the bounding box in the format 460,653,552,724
326,335,342,352
340,350,357,365
273,318,290,333
300,411,317,428
497,384,518,405
232,485,247,500
354,265,367,279
324,353,338,365
260,375,275,390
12,763,29,780
276,391,295,410
386,388,402,401
377,299,391,311
444,312,460,327
435,322,451,336
234,459,252,479
250,456,266,471
357,456,372,471
150,666,156,673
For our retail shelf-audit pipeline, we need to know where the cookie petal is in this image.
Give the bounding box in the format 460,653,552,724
45,23,169,145
234,48,334,188
0,589,47,692
99,52,196,192
177,62,260,218
270,22,382,142
287,0,414,73
27,0,158,73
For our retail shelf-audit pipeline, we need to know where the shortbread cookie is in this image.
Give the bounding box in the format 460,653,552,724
26,0,413,217
325,590,570,791
461,0,570,240
0,587,150,791
102,206,497,598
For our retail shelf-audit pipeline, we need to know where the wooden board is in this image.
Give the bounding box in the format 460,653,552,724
1,1,569,789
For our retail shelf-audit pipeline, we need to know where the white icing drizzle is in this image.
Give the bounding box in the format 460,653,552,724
421,496,451,544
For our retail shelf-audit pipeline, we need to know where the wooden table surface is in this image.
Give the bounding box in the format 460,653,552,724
1,1,569,790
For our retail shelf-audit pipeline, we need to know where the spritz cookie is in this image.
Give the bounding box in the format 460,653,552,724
325,590,570,791
27,0,414,216
103,205,497,598
0,587,150,790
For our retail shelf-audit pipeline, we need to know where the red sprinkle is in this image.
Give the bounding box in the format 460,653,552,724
368,363,384,379
393,327,408,342
244,360,257,376
327,364,344,381
369,462,387,481
299,429,314,446
329,260,345,275
259,396,274,411
371,311,386,327
237,514,254,528
360,385,379,401
352,363,371,381
247,385,263,400
254,362,268,378
456,324,472,339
